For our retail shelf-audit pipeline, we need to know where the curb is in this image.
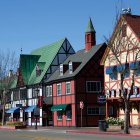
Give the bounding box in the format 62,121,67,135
0,128,17,131
66,131,140,138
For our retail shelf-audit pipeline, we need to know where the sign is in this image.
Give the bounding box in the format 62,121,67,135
34,107,40,116
80,101,84,109
134,86,137,94
111,89,114,97
16,104,22,107
98,96,106,103
38,96,43,108
116,88,120,96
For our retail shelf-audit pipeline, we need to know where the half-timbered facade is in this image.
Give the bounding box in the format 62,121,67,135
101,14,140,126
8,38,75,126
44,18,107,127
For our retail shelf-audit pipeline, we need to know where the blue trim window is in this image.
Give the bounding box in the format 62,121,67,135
110,73,117,81
135,70,140,77
124,72,129,79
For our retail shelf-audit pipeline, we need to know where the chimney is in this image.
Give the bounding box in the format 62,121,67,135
9,70,13,77
85,17,96,51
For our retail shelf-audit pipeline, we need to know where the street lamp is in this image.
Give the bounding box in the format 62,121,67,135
34,88,40,130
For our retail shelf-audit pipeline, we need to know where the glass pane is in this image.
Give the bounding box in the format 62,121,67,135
97,82,100,91
91,82,96,91
87,82,90,91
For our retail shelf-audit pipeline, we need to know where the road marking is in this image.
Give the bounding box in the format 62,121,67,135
2,135,71,140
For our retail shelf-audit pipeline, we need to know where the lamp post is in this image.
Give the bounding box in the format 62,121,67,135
35,88,39,130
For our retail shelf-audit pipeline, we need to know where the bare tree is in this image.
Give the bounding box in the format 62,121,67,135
0,49,19,125
103,7,140,134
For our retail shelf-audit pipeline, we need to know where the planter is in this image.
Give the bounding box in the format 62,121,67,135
15,125,26,129
108,125,123,130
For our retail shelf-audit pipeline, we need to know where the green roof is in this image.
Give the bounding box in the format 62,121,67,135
38,62,46,70
9,78,17,89
85,17,96,33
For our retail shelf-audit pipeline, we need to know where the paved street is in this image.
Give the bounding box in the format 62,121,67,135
0,129,140,140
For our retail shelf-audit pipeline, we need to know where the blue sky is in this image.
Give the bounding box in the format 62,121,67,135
0,0,139,56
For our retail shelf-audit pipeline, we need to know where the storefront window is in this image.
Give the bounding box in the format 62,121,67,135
20,88,27,100
57,111,62,120
66,110,72,120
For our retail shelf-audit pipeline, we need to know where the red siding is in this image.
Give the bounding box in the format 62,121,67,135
66,95,71,104
53,111,57,126
71,80,75,94
62,82,65,95
53,97,56,105
58,121,62,126
67,121,72,127
72,104,75,126
87,94,98,103
62,116,66,126
62,96,65,104
71,95,75,103
57,96,61,104
53,84,56,96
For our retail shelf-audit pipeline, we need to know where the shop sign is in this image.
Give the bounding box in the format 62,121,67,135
34,107,40,116
111,89,114,96
16,104,22,107
134,86,137,94
116,88,120,96
98,96,106,103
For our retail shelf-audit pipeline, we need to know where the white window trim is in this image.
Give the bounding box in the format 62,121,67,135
66,82,71,95
100,106,113,115
46,86,52,97
69,61,73,74
87,107,100,115
57,83,61,96
86,81,101,93
60,64,63,76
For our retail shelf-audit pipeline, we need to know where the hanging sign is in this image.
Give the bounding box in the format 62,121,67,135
111,89,114,97
34,107,40,116
16,104,22,107
116,88,120,96
134,86,137,94
98,96,106,103
128,87,131,94
130,94,137,98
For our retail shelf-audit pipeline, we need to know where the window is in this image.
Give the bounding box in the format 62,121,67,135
87,107,99,115
32,89,37,98
20,89,26,100
46,86,52,97
13,90,19,101
110,73,117,81
57,111,62,120
60,64,63,75
100,106,113,115
66,82,71,94
66,110,72,120
124,72,129,79
86,81,101,92
69,61,73,74
57,83,61,96
135,70,140,77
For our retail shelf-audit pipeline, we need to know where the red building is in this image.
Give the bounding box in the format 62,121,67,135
44,18,107,127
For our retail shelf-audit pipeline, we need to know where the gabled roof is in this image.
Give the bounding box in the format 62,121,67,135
100,14,140,65
85,17,96,33
46,43,106,83
10,38,66,88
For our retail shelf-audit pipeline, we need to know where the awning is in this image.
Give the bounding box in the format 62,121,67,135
24,105,36,112
106,66,117,74
6,107,20,113
117,63,129,72
130,61,140,69
51,104,70,111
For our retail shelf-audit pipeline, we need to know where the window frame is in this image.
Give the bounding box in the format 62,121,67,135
32,88,37,98
86,81,101,93
13,90,19,101
100,106,113,115
66,82,71,95
69,61,73,74
57,83,61,96
20,88,27,100
57,111,62,120
60,64,63,75
46,85,52,97
87,107,100,115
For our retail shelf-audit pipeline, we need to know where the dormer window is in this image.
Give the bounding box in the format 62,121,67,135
69,61,73,74
60,64,63,75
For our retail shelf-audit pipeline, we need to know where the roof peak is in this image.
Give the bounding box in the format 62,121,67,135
85,17,96,33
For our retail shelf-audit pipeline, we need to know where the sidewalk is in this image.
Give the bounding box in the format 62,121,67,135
0,125,140,138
